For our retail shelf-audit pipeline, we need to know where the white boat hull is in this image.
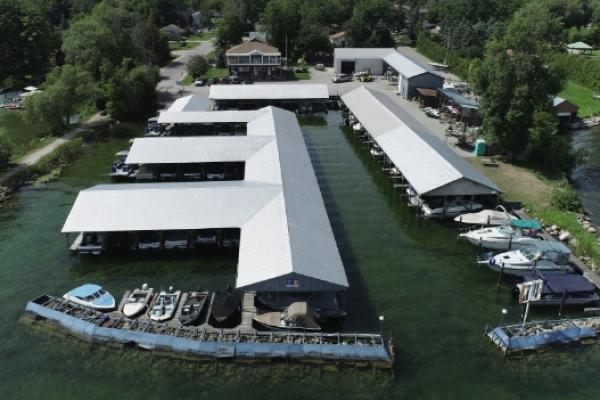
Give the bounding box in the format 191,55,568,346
123,303,147,318
462,234,542,250
481,261,572,277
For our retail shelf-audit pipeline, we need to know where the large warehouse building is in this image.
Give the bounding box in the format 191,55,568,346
333,48,444,99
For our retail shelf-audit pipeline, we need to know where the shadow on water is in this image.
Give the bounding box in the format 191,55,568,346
301,118,381,333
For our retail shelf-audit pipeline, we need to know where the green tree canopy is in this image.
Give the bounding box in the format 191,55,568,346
24,65,100,133
347,0,397,47
187,55,209,77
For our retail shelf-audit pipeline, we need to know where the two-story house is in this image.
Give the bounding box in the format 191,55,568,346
226,41,282,80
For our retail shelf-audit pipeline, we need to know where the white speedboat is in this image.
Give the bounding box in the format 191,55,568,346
352,122,362,132
422,199,483,218
480,241,574,276
122,284,154,318
370,148,384,157
454,205,518,226
63,284,115,311
149,287,181,322
196,230,218,246
460,219,544,250
138,231,161,250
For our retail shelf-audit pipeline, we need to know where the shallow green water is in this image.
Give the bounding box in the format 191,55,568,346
1,113,600,399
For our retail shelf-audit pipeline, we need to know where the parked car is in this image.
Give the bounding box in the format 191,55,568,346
242,80,254,84
228,76,241,84
332,74,352,83
194,79,206,87
353,70,369,77
315,64,325,71
217,77,229,84
206,78,215,86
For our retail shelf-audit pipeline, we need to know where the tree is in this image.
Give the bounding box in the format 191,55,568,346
473,4,566,164
0,129,15,168
347,0,397,47
24,65,100,133
187,55,209,77
262,0,302,58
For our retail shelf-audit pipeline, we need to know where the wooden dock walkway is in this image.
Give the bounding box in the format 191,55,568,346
240,291,256,331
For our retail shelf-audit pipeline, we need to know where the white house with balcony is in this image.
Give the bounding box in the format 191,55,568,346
226,41,282,80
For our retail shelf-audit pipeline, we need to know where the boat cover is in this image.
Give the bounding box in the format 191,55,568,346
454,208,517,225
510,219,542,230
525,241,571,254
525,274,596,294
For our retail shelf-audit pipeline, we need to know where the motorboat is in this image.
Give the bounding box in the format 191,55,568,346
179,291,209,326
421,198,483,218
148,287,181,321
221,230,240,247
370,148,384,157
158,165,178,180
460,219,544,250
515,274,600,307
63,284,115,311
108,150,137,178
256,291,346,322
122,284,154,318
75,232,105,255
137,231,161,250
210,291,241,324
454,205,518,226
206,170,226,180
352,122,362,132
164,231,189,250
196,230,218,246
479,241,574,276
253,302,321,331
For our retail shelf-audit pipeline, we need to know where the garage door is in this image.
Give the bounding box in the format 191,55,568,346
341,61,355,74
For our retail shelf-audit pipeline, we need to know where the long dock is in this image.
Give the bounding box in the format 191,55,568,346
487,317,600,357
22,294,394,368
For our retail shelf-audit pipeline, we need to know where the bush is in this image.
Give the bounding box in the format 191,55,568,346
416,33,472,79
0,130,15,168
28,137,84,176
550,186,583,212
187,55,209,78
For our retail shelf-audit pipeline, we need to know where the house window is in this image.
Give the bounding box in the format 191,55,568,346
227,56,239,65
251,54,262,64
269,56,280,64
239,56,249,64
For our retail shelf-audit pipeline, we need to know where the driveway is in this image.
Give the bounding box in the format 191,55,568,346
156,41,214,106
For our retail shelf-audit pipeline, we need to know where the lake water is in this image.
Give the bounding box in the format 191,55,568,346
1,113,600,399
572,127,600,224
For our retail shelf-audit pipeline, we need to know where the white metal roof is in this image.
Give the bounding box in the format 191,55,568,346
334,48,394,59
383,51,428,79
209,84,329,100
63,107,348,291
342,87,501,197
167,95,209,112
157,110,266,124
125,137,274,164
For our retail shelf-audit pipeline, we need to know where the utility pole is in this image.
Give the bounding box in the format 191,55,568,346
285,35,288,68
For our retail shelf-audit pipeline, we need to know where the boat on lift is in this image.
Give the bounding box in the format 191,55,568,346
514,274,600,307
422,198,483,218
253,302,321,331
454,205,518,226
479,241,574,276
122,284,154,318
63,284,115,311
460,219,544,250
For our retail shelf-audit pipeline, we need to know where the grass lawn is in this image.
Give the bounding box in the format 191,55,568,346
168,41,198,51
294,71,311,80
0,109,54,164
467,157,600,268
201,67,229,80
187,31,217,41
182,74,195,85
558,80,600,118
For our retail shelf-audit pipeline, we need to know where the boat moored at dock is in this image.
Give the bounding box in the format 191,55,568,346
515,274,600,307
454,205,518,226
63,284,115,311
122,284,154,318
149,288,181,321
460,219,544,250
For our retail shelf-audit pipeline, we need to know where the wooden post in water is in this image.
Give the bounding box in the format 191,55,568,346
497,262,505,289
559,289,567,317
487,214,491,226
522,301,531,324
508,236,513,250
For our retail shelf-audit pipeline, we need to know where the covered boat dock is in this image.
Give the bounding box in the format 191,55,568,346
209,84,330,113
341,86,501,214
63,107,349,299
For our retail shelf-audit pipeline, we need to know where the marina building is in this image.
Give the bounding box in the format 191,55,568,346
63,107,349,300
342,86,501,213
209,84,330,112
333,48,444,99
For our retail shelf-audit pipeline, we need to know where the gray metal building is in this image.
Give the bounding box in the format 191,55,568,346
333,48,393,75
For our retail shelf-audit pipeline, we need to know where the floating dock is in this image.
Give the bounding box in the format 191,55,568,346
486,317,600,357
22,294,394,368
